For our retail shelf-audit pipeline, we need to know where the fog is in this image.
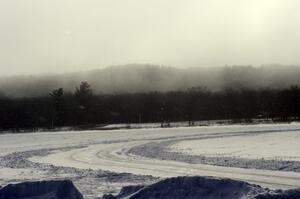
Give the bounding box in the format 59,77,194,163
1,0,300,75
1,64,300,97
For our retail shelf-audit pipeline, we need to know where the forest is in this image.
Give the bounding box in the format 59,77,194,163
1,81,300,131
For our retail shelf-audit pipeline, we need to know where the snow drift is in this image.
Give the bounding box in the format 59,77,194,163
102,176,300,199
1,177,300,199
0,180,83,199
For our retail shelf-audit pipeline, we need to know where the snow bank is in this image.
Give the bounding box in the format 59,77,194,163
0,180,83,199
102,176,300,199
1,177,299,199
102,176,263,199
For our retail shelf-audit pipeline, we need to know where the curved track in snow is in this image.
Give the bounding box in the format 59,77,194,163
31,125,300,190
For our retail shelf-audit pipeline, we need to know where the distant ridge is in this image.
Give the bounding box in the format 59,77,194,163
1,64,300,97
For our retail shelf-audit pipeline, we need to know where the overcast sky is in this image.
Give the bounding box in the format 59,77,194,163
1,0,300,75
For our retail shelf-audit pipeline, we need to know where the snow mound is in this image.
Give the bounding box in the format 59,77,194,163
0,180,83,199
102,176,300,199
102,176,264,199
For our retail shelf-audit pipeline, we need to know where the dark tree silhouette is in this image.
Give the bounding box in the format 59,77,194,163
49,88,64,128
74,82,95,125
75,82,93,106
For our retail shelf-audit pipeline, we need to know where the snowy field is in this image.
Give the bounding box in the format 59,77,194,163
1,123,300,198
171,129,300,161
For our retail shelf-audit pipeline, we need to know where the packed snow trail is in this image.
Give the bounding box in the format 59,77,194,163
30,124,300,190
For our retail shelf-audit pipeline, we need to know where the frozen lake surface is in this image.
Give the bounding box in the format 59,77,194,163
171,128,300,161
1,123,300,198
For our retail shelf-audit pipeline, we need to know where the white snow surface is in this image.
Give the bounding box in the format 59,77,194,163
1,123,300,198
170,130,300,161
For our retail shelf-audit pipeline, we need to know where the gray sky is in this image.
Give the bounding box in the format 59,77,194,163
1,0,300,75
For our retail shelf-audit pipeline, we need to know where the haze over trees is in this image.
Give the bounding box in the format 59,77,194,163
1,64,300,98
1,65,300,131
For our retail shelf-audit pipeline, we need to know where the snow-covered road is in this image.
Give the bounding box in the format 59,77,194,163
1,123,300,197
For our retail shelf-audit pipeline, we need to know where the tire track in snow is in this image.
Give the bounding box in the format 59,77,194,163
38,140,300,190
31,126,300,190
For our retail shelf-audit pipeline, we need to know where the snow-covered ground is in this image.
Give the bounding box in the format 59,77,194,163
170,130,300,161
1,123,300,198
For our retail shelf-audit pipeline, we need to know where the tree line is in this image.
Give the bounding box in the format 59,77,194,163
1,81,300,131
